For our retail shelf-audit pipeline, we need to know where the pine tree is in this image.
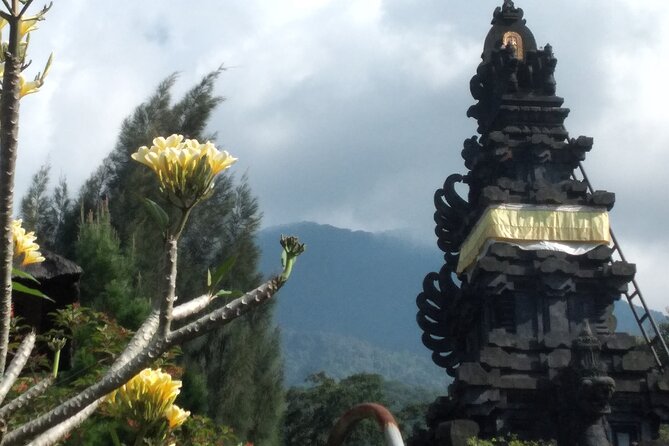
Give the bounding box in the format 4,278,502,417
20,164,73,252
74,202,149,330
20,164,53,235
48,176,73,253
59,70,285,445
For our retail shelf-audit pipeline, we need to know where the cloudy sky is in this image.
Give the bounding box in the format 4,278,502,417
12,0,669,310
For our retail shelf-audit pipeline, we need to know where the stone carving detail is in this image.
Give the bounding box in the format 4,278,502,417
550,324,616,446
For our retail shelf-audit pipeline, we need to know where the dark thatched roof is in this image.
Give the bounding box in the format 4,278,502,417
19,249,83,281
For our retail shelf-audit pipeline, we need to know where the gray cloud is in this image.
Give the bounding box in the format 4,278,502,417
11,0,669,310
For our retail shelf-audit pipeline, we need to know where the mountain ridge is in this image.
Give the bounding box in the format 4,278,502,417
259,221,668,387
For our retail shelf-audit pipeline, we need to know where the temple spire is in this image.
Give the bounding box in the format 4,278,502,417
492,0,525,25
414,2,669,445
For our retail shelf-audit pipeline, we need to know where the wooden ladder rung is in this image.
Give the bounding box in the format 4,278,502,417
639,313,649,324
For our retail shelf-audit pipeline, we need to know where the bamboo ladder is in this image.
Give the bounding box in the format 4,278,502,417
574,162,669,370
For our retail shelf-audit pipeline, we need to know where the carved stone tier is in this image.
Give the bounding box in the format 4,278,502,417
413,327,669,445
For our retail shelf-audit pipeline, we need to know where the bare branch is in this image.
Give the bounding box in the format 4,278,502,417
2,276,284,444
1,337,166,445
0,311,159,444
0,1,12,15
168,277,282,345
0,376,53,420
0,10,11,20
0,331,35,405
17,0,38,18
158,238,177,338
26,400,101,446
172,293,215,321
20,58,32,71
0,17,23,378
16,0,30,17
109,308,159,372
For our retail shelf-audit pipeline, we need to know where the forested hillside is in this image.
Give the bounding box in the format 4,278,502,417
259,221,668,388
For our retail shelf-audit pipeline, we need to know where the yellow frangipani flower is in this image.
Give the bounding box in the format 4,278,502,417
0,68,41,97
19,75,41,97
11,220,45,266
165,404,190,429
18,17,39,38
106,368,189,429
0,51,52,99
131,134,237,206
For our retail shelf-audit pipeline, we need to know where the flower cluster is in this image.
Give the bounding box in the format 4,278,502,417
131,134,237,207
0,12,52,99
106,368,190,430
11,220,44,266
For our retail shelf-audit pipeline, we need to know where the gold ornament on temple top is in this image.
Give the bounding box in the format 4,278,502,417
503,31,524,60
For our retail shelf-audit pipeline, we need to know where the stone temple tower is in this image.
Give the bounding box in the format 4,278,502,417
413,2,669,445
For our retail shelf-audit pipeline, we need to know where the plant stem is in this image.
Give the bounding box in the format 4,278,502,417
51,348,60,379
133,424,149,446
280,257,296,283
173,206,192,241
109,426,122,446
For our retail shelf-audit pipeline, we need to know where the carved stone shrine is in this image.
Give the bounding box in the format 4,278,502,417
413,2,669,445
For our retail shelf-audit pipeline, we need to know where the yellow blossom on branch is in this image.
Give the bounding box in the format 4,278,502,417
131,134,237,207
11,220,45,266
0,53,52,98
19,75,40,97
106,368,190,429
165,404,190,429
18,17,39,38
0,15,42,40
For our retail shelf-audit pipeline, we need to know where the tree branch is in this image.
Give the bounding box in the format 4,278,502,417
0,376,53,420
0,331,35,405
158,238,177,338
17,0,36,18
1,275,285,445
0,16,22,378
1,337,166,446
26,400,101,446
0,1,12,15
172,293,215,321
0,311,159,444
168,277,282,345
109,308,159,372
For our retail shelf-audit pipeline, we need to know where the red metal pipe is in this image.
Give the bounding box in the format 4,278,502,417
326,403,404,446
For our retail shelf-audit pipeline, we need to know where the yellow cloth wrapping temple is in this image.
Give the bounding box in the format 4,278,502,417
457,204,610,273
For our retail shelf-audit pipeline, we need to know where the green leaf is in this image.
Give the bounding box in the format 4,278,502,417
208,256,236,292
207,269,212,288
142,197,170,229
12,281,54,302
215,289,243,299
12,268,40,284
